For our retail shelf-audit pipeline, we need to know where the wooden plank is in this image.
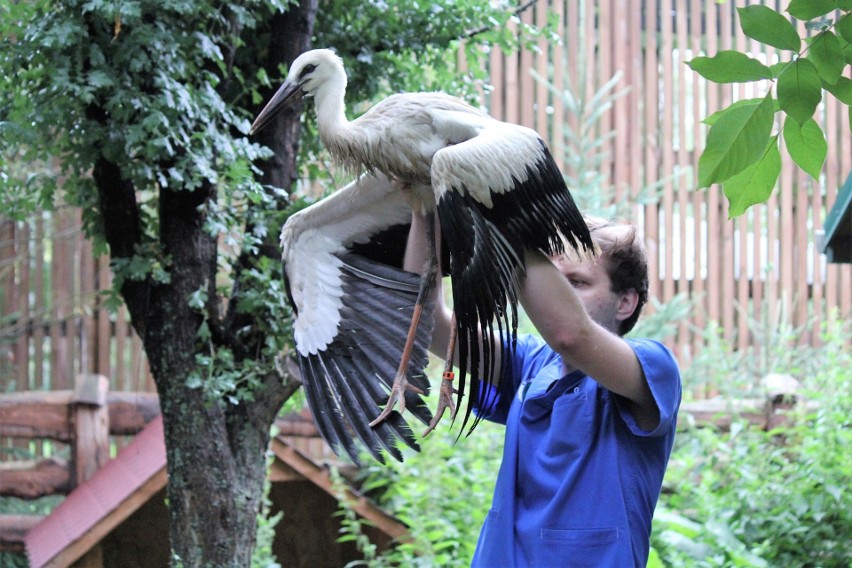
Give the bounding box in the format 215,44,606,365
534,1,548,151
519,7,534,130
0,221,15,393
33,217,46,392
626,0,642,211
643,0,660,303
0,391,73,441
15,222,30,391
0,457,71,498
106,392,160,435
72,374,110,486
80,231,95,376
97,254,111,379
506,20,519,125
551,0,565,171
675,3,690,360
0,391,159,439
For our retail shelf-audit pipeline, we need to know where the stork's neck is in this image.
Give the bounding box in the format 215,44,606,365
314,75,351,151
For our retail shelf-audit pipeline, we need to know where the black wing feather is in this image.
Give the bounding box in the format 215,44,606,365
296,252,434,464
437,141,593,435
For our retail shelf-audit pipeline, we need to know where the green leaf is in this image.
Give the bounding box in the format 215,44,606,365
738,5,801,51
806,32,844,84
686,51,773,83
782,117,827,179
702,97,779,126
777,58,823,125
769,61,790,78
837,13,852,43
697,95,775,188
723,137,782,217
824,76,852,105
787,0,838,21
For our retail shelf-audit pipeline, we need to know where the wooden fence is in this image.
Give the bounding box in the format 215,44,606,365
1,0,850,399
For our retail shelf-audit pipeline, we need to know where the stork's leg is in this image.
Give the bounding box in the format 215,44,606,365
370,210,438,427
423,313,458,437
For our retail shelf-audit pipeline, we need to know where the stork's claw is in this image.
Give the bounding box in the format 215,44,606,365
370,374,424,427
422,374,457,437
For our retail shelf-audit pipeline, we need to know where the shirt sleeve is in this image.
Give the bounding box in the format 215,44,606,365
615,339,682,437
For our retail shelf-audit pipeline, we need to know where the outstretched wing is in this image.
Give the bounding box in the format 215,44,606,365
281,173,434,463
431,115,594,433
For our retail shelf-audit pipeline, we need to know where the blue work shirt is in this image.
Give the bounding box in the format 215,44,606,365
471,335,681,567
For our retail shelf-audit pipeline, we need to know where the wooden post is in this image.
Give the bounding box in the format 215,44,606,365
71,374,110,487
71,374,110,568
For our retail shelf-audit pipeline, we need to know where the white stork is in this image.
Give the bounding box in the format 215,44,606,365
252,49,593,463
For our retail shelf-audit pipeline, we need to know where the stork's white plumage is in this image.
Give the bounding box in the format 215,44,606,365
253,49,593,463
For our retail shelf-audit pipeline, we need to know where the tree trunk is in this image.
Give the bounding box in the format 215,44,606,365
92,0,318,564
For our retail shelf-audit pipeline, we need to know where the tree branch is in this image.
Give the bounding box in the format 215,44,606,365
461,0,540,40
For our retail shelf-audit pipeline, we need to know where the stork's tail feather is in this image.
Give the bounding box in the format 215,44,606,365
298,252,434,464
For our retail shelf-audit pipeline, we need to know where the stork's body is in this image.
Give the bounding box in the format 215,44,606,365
252,49,593,463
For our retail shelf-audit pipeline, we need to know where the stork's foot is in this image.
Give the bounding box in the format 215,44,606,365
370,374,424,427
423,372,457,437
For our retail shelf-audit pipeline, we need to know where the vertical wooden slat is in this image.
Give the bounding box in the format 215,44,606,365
675,4,690,359
116,305,128,391
626,0,643,212
688,0,705,368
15,222,29,391
519,8,534,130
598,0,613,184
661,0,676,308
97,255,112,379
535,2,549,151
33,218,46,391
63,212,84,381
80,226,95,375
552,0,566,172
644,0,660,304
795,172,810,332
504,18,520,126
0,221,17,390
489,45,504,122
719,3,736,346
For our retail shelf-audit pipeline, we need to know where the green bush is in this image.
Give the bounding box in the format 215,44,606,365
654,317,851,567
336,416,504,567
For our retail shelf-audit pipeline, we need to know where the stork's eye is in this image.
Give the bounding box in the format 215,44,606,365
298,64,317,80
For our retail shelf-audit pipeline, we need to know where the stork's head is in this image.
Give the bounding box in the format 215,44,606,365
250,49,345,135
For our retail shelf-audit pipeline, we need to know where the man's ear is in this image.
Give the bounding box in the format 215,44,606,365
615,288,639,323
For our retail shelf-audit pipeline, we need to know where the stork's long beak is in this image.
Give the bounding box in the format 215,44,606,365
250,80,304,135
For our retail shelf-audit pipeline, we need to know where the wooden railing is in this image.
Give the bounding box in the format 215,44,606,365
0,375,158,552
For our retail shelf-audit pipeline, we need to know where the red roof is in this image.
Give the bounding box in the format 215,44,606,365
25,415,166,568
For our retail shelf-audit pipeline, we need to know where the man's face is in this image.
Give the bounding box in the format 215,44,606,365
549,255,623,333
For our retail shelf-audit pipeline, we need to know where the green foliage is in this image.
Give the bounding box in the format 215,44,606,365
654,315,851,567
252,453,284,568
335,419,504,567
687,2,851,216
